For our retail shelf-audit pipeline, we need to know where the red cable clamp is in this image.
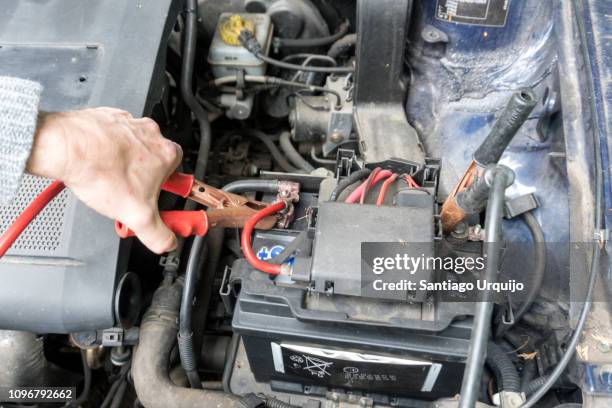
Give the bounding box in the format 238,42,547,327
115,210,209,238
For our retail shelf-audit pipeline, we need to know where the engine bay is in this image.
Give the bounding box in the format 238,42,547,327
0,0,609,407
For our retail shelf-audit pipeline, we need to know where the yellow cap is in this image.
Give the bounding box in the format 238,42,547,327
219,14,255,46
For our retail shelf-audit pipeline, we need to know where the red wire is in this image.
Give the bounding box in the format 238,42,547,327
345,169,393,204
359,167,381,204
404,174,421,188
0,180,65,257
376,173,399,207
240,200,287,275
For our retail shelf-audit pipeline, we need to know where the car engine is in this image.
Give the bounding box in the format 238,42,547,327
0,0,610,407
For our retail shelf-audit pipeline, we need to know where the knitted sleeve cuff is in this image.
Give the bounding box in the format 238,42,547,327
0,76,43,204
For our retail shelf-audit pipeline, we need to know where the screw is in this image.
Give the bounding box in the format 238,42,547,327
329,132,343,143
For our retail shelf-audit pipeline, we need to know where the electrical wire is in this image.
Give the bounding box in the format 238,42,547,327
329,168,372,201
65,349,91,407
376,173,399,207
495,211,546,339
178,234,205,389
273,20,350,48
240,201,287,275
360,167,382,204
0,180,65,257
344,169,393,204
404,174,421,188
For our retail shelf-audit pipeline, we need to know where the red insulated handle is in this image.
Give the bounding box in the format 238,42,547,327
115,210,208,238
161,172,194,198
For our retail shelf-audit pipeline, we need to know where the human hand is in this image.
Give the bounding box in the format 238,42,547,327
27,107,182,254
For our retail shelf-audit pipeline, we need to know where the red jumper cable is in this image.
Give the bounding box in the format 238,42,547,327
0,180,65,257
0,173,285,258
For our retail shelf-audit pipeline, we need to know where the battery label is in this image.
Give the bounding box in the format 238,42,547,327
436,0,510,27
271,343,441,393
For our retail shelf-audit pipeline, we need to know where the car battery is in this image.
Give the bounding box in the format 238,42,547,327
230,245,472,401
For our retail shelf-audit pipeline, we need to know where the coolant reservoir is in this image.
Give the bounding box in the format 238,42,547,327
208,13,273,78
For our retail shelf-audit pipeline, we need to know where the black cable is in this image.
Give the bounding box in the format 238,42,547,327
279,132,315,172
239,30,353,74
181,0,210,180
101,378,122,408
496,211,546,339
486,342,520,393
329,168,372,201
458,166,514,408
178,235,206,389
273,20,350,48
222,333,241,394
109,379,128,408
520,359,537,393
66,350,91,407
243,129,301,173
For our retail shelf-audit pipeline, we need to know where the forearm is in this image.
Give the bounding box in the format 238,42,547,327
0,76,42,204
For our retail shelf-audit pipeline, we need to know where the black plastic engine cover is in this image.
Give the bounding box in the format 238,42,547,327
0,0,180,333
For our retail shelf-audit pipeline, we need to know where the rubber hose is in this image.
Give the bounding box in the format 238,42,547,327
275,20,349,48
181,0,210,180
327,34,357,59
495,211,546,338
486,342,521,393
279,132,314,172
329,168,372,201
222,179,279,194
178,235,206,389
243,130,300,173
132,282,245,408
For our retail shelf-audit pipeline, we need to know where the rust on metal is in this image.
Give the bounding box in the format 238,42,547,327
441,160,478,233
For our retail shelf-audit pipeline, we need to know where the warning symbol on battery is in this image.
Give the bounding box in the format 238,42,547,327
303,355,333,378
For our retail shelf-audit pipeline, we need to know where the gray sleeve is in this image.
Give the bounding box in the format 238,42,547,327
0,76,43,204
